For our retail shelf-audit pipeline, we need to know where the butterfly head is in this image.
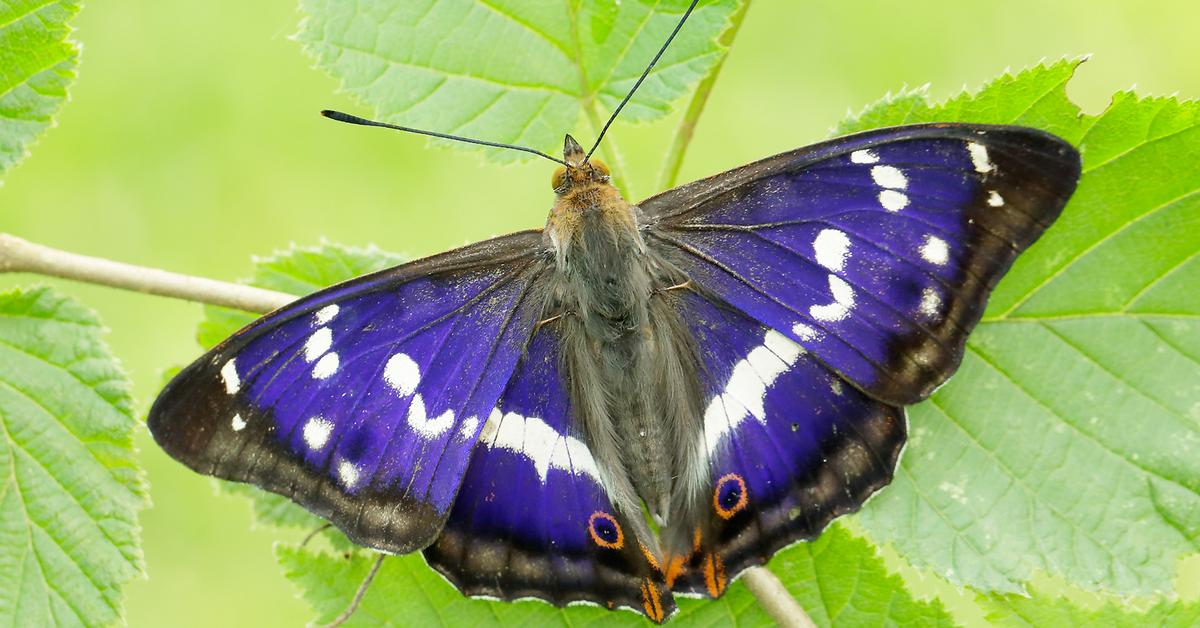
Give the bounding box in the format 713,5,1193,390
552,134,611,195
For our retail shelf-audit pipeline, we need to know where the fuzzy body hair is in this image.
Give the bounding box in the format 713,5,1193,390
543,165,708,556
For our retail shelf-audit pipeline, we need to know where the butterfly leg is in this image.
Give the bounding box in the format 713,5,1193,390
654,279,693,294
535,311,575,333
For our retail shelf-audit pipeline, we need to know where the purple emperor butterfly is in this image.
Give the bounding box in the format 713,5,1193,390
148,1,1080,623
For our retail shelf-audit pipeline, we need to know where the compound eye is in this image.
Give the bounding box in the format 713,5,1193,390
589,159,610,178
551,166,568,191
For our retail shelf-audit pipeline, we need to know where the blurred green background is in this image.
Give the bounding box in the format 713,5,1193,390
2,0,1199,625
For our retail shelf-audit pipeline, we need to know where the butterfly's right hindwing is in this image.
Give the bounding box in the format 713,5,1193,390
148,231,549,554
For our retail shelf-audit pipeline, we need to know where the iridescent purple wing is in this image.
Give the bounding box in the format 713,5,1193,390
668,292,904,597
424,328,675,623
148,231,549,554
644,124,1080,404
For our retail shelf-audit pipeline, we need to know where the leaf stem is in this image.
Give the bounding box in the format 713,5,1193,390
657,0,752,192
0,233,291,314
565,0,633,197
742,566,817,628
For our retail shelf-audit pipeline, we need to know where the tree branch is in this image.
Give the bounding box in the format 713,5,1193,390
0,233,292,314
742,566,817,628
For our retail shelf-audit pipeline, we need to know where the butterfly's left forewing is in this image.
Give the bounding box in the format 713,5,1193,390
149,231,549,554
644,124,1080,406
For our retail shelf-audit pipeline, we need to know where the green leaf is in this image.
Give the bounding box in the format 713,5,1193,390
846,59,1200,596
295,0,740,160
978,589,1200,627
278,524,952,627
0,286,147,625
197,242,405,531
0,0,81,179
762,525,955,627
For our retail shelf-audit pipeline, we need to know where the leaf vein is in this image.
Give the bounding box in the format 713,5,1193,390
965,344,1200,501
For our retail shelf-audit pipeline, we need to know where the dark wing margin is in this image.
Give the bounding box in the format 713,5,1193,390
643,123,1080,405
148,230,550,554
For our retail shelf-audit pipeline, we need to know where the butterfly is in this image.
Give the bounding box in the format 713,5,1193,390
147,1,1080,623
149,120,1079,621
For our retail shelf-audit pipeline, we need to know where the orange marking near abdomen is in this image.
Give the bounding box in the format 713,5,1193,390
664,555,686,588
703,553,727,598
640,543,661,572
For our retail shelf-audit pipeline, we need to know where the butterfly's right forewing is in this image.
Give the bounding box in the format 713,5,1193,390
149,231,550,554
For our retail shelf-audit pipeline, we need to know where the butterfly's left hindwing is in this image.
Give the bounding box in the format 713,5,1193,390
665,291,904,596
148,231,549,554
425,328,675,623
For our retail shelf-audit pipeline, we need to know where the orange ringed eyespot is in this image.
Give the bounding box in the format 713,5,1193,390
713,473,749,519
588,511,624,549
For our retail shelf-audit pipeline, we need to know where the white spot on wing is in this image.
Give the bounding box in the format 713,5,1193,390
988,190,1004,207
792,322,820,342
314,304,340,325
479,407,502,444
919,286,942,318
702,330,804,455
968,142,994,173
303,416,333,450
810,274,856,322
384,353,421,396
312,352,339,379
763,329,804,364
457,416,479,441
919,234,950,265
813,229,851,272
871,165,907,189
878,189,909,212
231,413,246,431
850,149,879,164
304,327,332,362
220,359,240,394
406,394,455,438
485,411,602,484
337,461,360,488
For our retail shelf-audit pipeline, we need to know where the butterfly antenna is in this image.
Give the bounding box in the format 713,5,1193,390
320,110,572,167
321,553,386,628
585,0,701,161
